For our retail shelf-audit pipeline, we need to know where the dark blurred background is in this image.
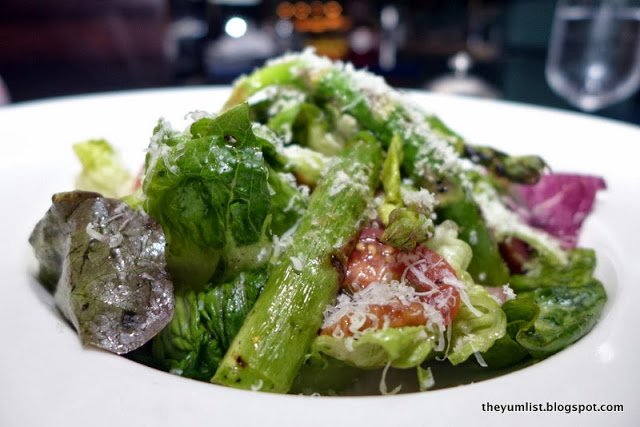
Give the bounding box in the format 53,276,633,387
1,0,638,123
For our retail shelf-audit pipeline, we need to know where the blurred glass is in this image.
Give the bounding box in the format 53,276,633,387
546,0,640,111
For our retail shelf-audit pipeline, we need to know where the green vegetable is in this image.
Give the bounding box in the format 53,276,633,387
480,297,538,368
424,213,506,365
447,277,507,365
73,139,133,198
281,145,329,188
291,353,362,395
482,279,606,366
436,187,511,285
510,248,597,291
377,134,403,224
152,270,267,381
143,104,274,288
313,327,437,369
292,103,344,155
513,280,606,358
425,220,473,274
425,115,465,154
267,169,307,236
464,145,546,185
417,366,435,391
315,68,390,139
212,137,383,393
151,291,224,380
382,208,432,251
224,59,309,109
381,134,403,205
426,114,546,185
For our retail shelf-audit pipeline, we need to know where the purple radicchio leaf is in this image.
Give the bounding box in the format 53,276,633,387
512,174,606,248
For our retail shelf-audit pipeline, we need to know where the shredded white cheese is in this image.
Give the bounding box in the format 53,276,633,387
290,254,304,272
502,284,516,301
250,379,264,391
474,351,488,368
379,362,402,395
272,222,299,259
400,186,437,213
322,281,447,339
327,167,369,197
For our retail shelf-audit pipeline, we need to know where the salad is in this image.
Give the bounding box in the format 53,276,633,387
29,50,607,395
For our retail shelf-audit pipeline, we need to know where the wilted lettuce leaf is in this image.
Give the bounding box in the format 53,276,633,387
151,270,267,381
29,191,174,354
73,139,134,198
143,104,273,288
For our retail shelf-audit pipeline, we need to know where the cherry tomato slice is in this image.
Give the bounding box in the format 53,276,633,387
342,227,403,293
331,227,463,335
398,245,461,325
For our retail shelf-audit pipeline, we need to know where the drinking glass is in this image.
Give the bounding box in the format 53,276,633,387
546,0,640,111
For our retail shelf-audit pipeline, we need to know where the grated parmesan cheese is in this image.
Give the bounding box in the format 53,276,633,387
473,351,488,368
322,281,447,340
379,362,402,395
327,167,369,197
272,221,299,260
502,284,516,301
250,379,264,391
290,254,304,272
400,186,437,214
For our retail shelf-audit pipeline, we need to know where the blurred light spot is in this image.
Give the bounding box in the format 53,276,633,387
380,5,399,30
275,19,294,38
225,17,248,38
324,1,342,18
350,27,375,54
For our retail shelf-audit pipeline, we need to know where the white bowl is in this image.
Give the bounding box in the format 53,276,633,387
0,88,637,426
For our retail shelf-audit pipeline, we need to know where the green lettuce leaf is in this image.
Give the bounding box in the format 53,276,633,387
151,270,267,380
512,280,606,358
447,277,507,365
482,279,606,366
426,220,473,274
267,169,307,236
312,326,437,369
510,248,597,291
73,139,133,198
143,104,272,288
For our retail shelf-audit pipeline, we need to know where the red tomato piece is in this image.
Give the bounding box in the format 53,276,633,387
342,226,403,293
397,245,461,326
334,226,463,334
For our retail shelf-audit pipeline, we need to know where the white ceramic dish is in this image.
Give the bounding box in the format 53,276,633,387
1,88,638,426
